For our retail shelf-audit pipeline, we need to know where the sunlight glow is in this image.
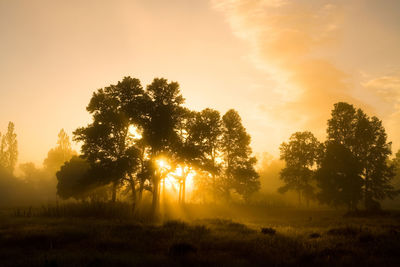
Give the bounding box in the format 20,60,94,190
155,159,198,200
168,165,196,193
128,125,142,140
156,159,170,169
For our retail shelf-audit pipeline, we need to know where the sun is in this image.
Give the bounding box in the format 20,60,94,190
156,158,170,169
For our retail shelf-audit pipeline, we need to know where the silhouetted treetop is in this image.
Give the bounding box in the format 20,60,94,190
0,122,18,173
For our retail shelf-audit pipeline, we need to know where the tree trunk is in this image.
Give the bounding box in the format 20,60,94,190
151,179,159,215
111,181,117,202
211,151,217,203
364,170,372,210
182,177,186,204
162,177,166,203
212,174,216,203
138,180,144,203
129,174,137,213
298,190,301,207
178,181,182,203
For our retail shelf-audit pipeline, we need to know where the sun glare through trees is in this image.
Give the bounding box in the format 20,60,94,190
1,1,400,266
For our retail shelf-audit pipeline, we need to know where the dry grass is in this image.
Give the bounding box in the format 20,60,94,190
1,204,400,266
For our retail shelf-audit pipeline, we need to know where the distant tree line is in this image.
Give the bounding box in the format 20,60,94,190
0,124,77,205
279,102,400,211
56,77,260,214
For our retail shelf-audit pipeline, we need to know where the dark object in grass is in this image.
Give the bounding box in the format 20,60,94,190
309,233,321,239
261,227,276,235
327,227,359,236
169,242,197,256
359,233,375,243
389,228,399,235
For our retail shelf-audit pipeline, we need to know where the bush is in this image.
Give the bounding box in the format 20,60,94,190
261,227,276,235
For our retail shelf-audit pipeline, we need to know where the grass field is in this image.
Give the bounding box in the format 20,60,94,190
1,204,400,266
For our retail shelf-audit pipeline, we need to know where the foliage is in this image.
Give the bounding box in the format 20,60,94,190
63,77,260,212
72,77,144,202
279,131,321,206
221,109,260,201
56,156,92,200
315,142,363,210
327,102,398,210
0,122,18,173
43,129,76,174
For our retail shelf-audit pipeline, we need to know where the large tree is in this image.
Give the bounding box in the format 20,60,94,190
72,77,143,204
316,142,363,210
64,77,186,214
327,102,398,210
391,150,400,191
141,78,186,213
176,108,222,203
279,131,321,206
193,108,222,202
173,109,200,204
221,109,259,202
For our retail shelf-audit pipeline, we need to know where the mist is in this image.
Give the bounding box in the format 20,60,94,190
1,1,400,266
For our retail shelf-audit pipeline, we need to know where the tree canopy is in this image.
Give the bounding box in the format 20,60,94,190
279,131,321,206
280,102,399,210
56,77,260,214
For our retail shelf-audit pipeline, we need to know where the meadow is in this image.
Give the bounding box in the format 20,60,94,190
1,203,400,266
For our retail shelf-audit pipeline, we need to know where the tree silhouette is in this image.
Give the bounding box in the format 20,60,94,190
391,150,400,191
56,76,262,211
221,109,259,202
191,108,222,202
44,129,77,174
56,156,91,200
327,102,398,210
173,109,200,204
73,77,143,203
142,78,186,213
316,142,363,210
279,131,321,206
0,122,18,173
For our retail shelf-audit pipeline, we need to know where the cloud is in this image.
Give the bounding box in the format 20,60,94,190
363,73,400,104
212,0,358,137
362,72,400,148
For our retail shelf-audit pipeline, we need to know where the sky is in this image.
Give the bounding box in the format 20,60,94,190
0,0,400,166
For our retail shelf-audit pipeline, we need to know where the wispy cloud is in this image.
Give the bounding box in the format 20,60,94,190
212,0,359,135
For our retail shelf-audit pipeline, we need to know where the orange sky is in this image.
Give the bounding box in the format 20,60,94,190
1,0,400,166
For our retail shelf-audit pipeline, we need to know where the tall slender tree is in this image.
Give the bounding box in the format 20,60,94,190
193,108,222,202
221,109,259,202
0,122,18,173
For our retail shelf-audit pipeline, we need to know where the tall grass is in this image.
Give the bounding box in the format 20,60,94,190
13,201,154,221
